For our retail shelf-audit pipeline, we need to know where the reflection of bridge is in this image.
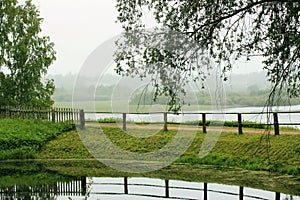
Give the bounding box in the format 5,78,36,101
0,177,295,199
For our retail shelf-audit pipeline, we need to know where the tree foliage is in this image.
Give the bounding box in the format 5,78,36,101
0,0,56,108
115,0,300,111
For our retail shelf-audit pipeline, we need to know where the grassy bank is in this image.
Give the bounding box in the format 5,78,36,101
0,119,74,159
38,127,300,175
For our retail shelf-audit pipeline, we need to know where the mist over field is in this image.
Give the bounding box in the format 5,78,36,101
48,71,300,109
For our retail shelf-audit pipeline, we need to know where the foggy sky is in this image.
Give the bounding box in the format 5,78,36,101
32,0,263,75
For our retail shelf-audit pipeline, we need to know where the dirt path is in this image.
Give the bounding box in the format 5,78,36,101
85,123,300,135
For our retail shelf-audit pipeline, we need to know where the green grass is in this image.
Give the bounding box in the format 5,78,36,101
180,132,300,175
38,126,300,175
0,119,74,160
38,130,92,159
97,117,123,123
1,119,299,196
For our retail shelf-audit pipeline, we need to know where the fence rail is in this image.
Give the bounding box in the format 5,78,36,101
86,110,300,135
1,106,299,134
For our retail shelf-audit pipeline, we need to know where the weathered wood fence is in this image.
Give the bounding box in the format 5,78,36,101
5,106,297,134
86,111,300,135
0,106,85,128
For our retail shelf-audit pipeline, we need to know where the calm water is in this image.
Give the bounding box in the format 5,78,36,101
1,176,300,200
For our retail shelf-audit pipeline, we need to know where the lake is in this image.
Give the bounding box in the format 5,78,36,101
0,161,299,200
2,176,298,200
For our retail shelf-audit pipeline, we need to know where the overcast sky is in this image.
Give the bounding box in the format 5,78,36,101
31,0,263,75
31,0,122,75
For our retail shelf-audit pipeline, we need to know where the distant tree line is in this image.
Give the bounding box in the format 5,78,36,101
53,83,300,107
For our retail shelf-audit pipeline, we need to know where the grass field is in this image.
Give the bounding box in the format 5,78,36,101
38,126,300,175
1,119,299,195
0,119,74,159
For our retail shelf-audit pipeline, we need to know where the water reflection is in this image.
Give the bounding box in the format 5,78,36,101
0,177,86,200
0,177,299,200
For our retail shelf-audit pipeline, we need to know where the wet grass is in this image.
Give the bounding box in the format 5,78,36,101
0,119,74,160
2,119,299,196
38,127,300,176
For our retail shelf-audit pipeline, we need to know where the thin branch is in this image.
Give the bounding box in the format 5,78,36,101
193,0,291,34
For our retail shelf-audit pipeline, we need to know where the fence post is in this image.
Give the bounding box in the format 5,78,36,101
273,112,279,135
122,113,127,131
52,109,56,123
5,106,10,118
202,113,207,133
163,112,168,131
238,113,243,135
79,109,85,129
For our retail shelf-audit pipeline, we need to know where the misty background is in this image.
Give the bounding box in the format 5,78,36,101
30,0,300,109
47,71,300,108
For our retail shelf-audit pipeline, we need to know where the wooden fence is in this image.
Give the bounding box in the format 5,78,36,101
0,106,85,128
1,107,299,134
86,111,300,135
